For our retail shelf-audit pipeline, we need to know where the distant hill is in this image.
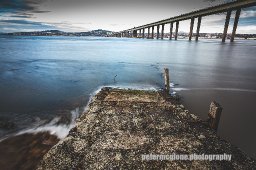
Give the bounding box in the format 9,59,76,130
2,29,117,37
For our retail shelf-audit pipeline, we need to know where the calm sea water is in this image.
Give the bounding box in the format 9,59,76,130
0,36,256,158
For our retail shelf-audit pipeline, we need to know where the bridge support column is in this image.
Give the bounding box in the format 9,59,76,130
161,24,165,39
169,22,173,40
157,25,160,39
133,30,137,38
222,10,232,42
175,21,179,40
147,27,150,39
189,18,195,41
142,28,145,38
231,8,241,42
139,29,141,38
151,26,154,39
196,16,202,41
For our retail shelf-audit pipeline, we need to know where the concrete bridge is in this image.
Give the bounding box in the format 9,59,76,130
120,0,256,42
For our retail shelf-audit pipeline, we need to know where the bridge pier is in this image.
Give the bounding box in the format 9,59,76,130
169,22,173,40
157,25,160,39
189,18,195,41
147,27,150,39
161,24,165,39
133,30,137,38
139,29,141,38
151,26,154,39
142,28,145,38
196,16,202,41
175,21,179,40
231,8,241,42
222,10,232,42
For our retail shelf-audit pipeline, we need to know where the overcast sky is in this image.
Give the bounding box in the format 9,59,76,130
0,0,255,33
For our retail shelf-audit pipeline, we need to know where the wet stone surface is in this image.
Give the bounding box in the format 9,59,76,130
37,87,256,169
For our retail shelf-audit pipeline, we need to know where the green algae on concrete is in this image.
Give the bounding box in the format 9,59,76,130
37,87,256,169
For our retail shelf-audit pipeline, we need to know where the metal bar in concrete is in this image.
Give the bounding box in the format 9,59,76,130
169,22,173,40
161,24,165,39
231,8,241,42
142,28,145,38
175,21,179,40
151,26,154,39
196,16,202,41
157,25,160,39
189,18,195,41
222,10,232,42
123,0,256,32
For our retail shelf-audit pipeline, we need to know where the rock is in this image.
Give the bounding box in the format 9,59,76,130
198,134,206,139
179,104,185,109
191,114,198,120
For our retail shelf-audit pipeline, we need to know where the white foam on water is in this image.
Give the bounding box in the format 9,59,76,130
16,108,79,139
107,84,160,91
170,83,175,88
10,84,164,140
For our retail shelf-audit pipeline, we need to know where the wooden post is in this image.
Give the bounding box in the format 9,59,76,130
164,68,170,94
208,101,223,131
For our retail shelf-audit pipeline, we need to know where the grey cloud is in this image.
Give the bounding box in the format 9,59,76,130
0,0,50,15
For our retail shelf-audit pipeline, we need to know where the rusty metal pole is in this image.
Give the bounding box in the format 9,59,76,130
164,68,170,94
208,101,223,131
